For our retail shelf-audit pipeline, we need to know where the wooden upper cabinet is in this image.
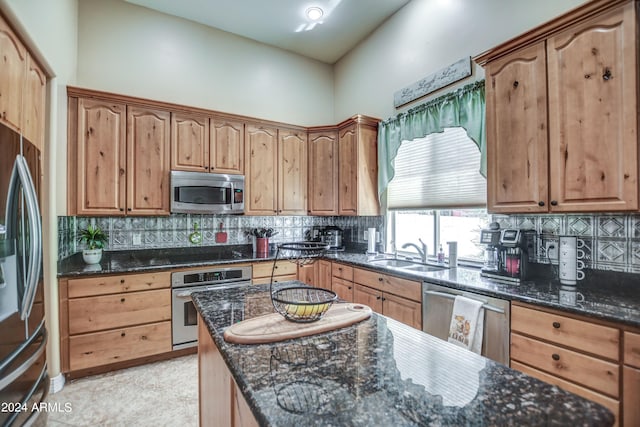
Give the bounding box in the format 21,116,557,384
0,14,26,134
171,112,209,173
211,119,244,175
477,0,639,214
338,118,379,216
485,42,548,213
76,98,127,215
245,124,278,215
23,55,46,151
126,106,171,215
278,129,307,215
308,130,338,215
547,2,637,212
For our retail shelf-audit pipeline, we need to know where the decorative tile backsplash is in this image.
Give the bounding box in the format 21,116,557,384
493,213,640,274
58,214,384,260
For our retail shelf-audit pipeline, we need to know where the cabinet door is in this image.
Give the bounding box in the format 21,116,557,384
127,106,171,215
338,124,358,215
383,293,422,330
353,284,383,314
318,260,332,289
485,42,548,213
211,119,244,174
547,3,637,211
278,129,307,215
331,277,353,302
0,14,26,133
171,112,209,172
245,125,278,215
22,55,46,151
297,262,317,287
308,130,338,215
624,365,640,427
76,98,127,215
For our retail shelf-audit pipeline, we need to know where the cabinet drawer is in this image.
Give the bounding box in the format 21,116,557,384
68,289,171,334
511,305,619,360
253,261,297,278
353,268,421,302
624,331,640,368
69,321,171,371
511,333,619,397
511,360,619,426
332,263,353,281
67,271,171,298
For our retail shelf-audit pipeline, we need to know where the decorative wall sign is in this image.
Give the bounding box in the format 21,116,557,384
394,57,472,108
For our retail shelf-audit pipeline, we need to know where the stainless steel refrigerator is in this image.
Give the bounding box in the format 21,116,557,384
0,123,47,427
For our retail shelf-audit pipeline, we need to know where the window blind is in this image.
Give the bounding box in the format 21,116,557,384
387,127,486,209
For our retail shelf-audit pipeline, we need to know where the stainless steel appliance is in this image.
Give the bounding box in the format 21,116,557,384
320,226,344,250
479,228,536,284
170,171,244,214
171,265,251,349
422,282,510,365
1,125,47,427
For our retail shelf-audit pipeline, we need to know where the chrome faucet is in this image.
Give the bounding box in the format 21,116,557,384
401,238,428,263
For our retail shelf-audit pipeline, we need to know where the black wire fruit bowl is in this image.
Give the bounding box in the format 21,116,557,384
271,287,338,323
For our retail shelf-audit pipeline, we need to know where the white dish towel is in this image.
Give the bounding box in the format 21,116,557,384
447,295,485,354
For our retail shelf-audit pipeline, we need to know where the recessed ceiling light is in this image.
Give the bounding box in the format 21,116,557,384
306,6,324,21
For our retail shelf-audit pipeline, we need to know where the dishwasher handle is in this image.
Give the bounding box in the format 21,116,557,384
424,290,505,314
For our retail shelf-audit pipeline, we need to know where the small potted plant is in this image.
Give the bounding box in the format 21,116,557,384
78,224,108,264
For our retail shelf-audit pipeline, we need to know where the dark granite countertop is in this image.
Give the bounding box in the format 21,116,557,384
192,283,614,427
57,245,640,328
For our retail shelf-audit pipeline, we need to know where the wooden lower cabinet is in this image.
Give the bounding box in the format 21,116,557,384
331,277,354,302
509,302,630,426
382,292,421,330
353,283,382,313
252,260,297,285
318,260,332,289
624,331,640,427
69,321,171,372
60,271,174,375
297,262,317,287
198,316,258,427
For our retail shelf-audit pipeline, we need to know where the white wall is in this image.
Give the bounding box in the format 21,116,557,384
334,0,588,121
77,0,335,127
0,0,78,383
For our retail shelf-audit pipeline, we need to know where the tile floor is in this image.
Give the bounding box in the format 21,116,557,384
46,355,198,426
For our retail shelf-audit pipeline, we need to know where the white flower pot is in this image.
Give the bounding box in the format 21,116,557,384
82,248,103,265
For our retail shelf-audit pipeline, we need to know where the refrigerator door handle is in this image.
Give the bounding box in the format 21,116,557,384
12,155,42,321
0,319,46,390
4,362,49,427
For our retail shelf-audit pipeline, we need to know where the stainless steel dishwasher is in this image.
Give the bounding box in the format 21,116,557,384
422,282,510,365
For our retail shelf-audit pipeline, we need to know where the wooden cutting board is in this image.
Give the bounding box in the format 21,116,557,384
223,303,372,344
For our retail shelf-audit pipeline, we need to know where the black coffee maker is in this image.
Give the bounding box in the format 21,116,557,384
480,225,535,283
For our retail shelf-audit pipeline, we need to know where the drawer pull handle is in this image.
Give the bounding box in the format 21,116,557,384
376,296,381,300
552,322,561,329
121,332,126,337
120,298,125,303
552,353,560,361
120,279,125,284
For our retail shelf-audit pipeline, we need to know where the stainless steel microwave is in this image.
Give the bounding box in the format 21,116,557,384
170,171,244,214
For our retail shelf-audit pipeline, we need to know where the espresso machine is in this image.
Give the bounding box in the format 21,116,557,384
480,226,535,283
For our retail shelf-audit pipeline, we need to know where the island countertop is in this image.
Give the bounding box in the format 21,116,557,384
192,282,614,427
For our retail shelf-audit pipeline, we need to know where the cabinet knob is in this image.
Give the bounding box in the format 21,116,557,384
348,286,352,290
120,279,125,284
552,353,560,361
338,267,342,271
550,200,558,206
552,321,561,329
378,277,383,282
538,201,545,207
120,208,124,212
376,296,381,300
121,332,126,337
602,68,612,81
120,298,125,303
127,208,132,212
513,80,519,88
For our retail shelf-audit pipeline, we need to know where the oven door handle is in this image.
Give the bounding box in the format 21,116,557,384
174,292,193,300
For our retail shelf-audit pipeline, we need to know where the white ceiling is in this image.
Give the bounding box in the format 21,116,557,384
124,0,411,64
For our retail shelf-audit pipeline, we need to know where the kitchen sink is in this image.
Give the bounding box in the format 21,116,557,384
367,258,417,268
368,258,446,272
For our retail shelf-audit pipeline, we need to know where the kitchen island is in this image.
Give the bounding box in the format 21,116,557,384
193,282,614,427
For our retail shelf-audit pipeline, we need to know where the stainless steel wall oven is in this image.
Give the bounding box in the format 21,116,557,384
171,265,251,350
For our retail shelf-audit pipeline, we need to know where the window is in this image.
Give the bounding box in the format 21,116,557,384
386,127,488,263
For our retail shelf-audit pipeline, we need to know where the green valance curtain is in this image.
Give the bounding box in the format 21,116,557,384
377,80,486,200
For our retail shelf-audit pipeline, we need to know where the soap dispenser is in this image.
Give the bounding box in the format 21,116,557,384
437,245,445,265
